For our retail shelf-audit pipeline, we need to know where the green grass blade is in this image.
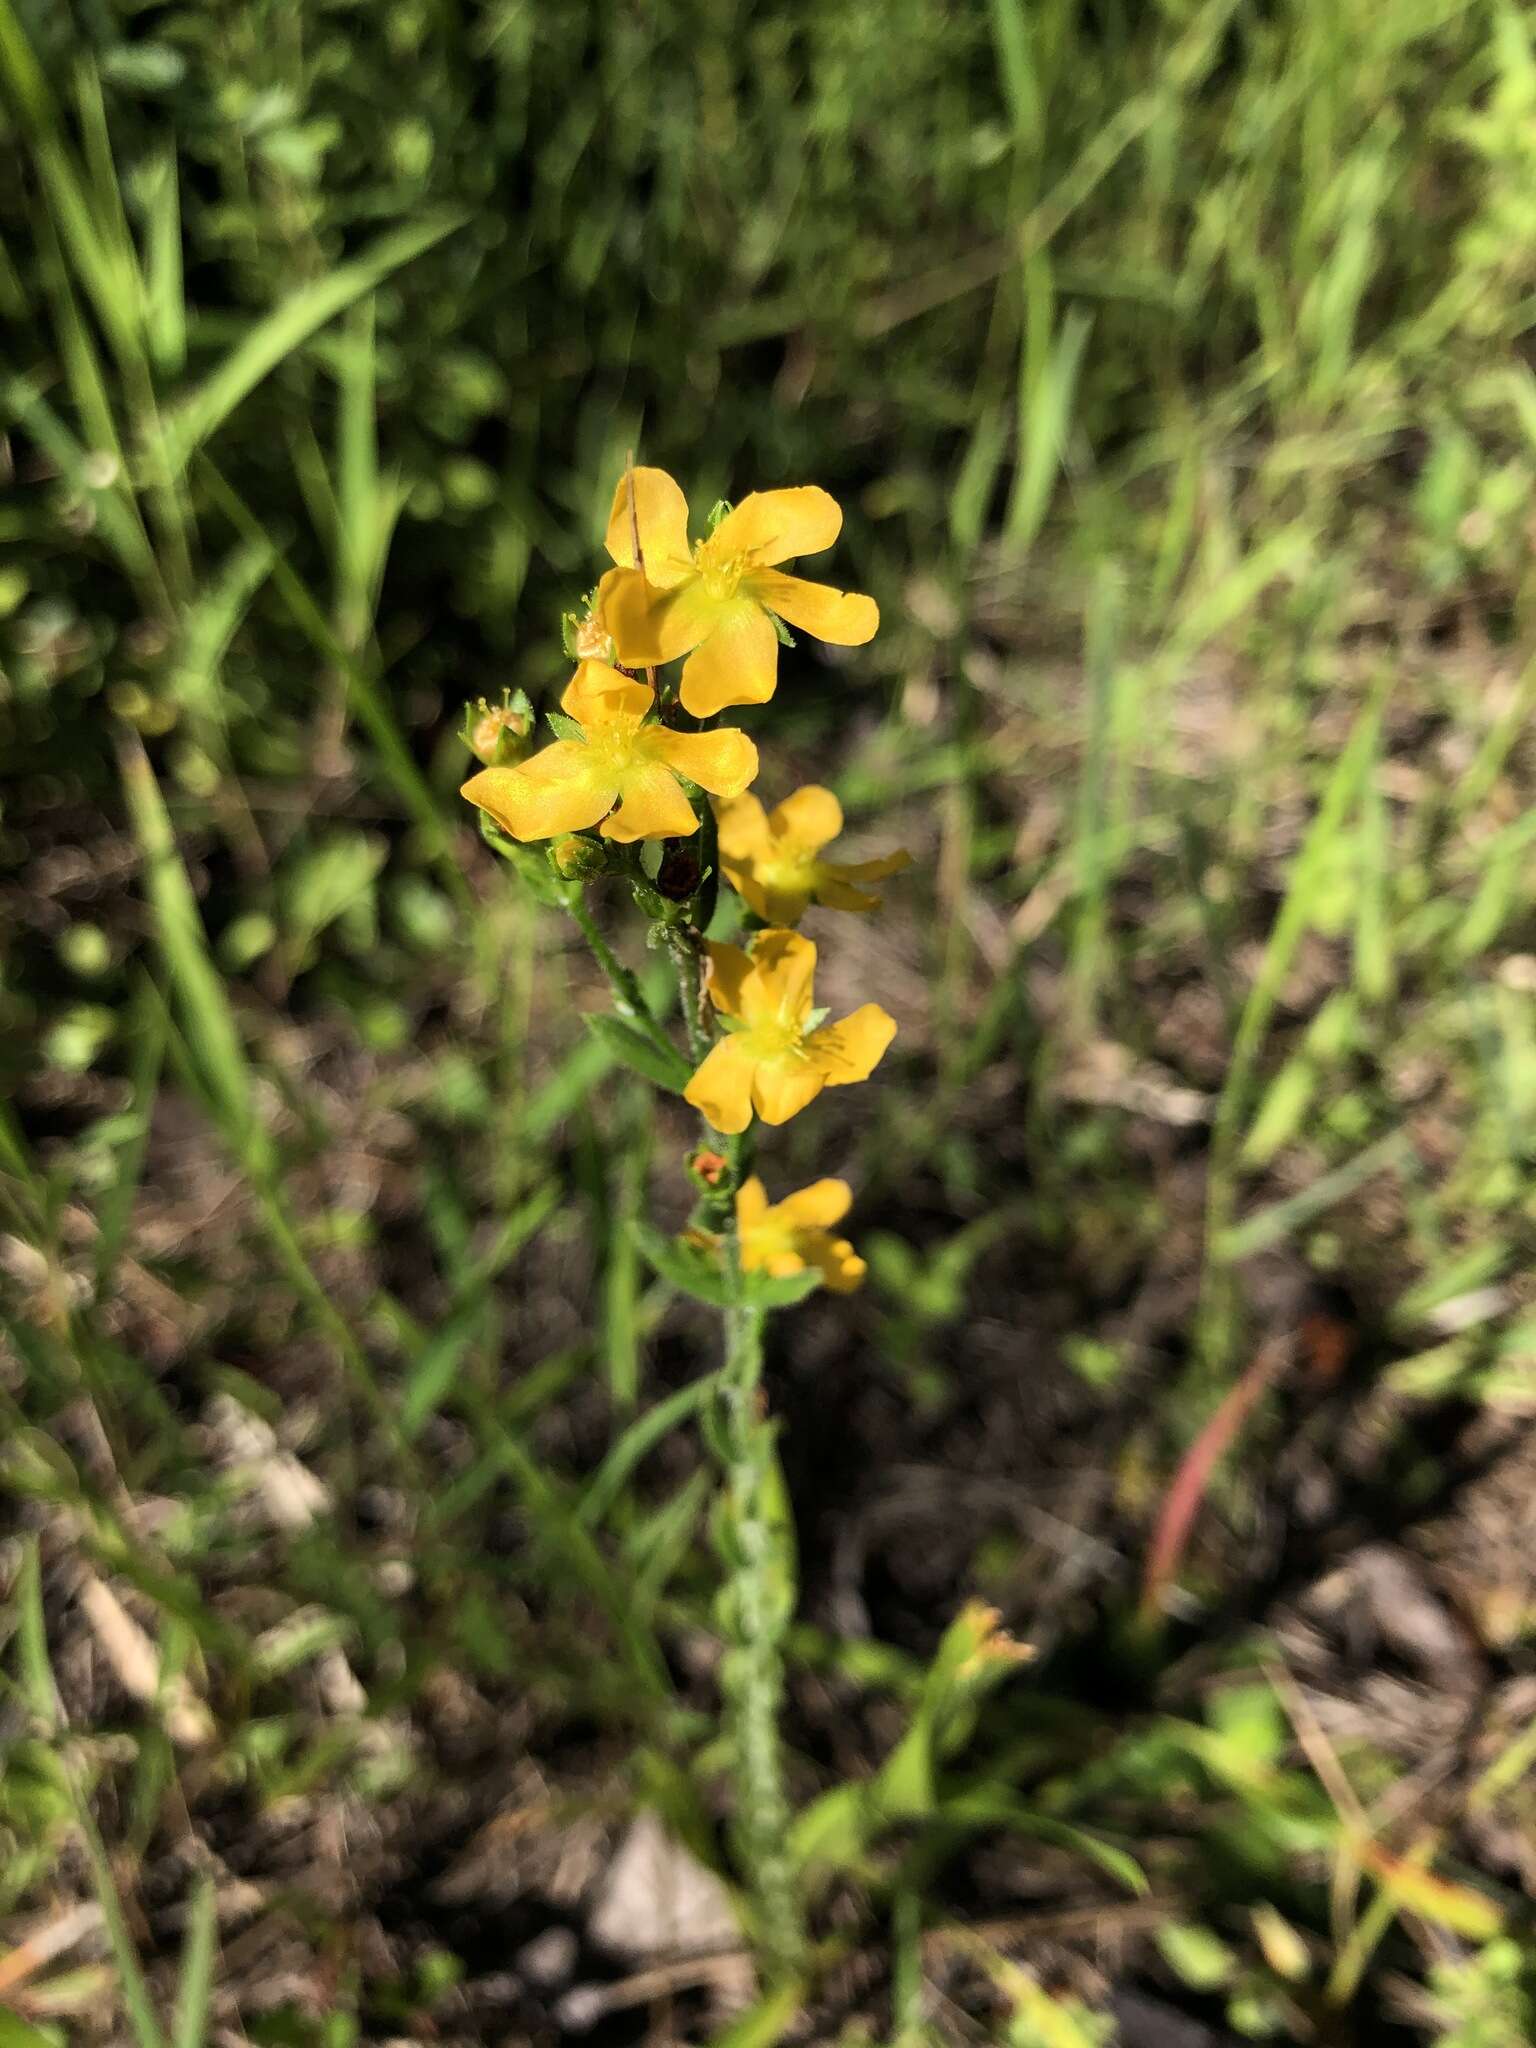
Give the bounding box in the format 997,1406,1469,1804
118,733,267,1171
0,0,53,126
1005,301,1091,552
73,1799,170,2048
143,146,185,378
196,458,471,908
170,1875,217,2048
3,376,156,586
14,1535,59,1729
172,534,276,723
163,212,466,476
92,974,167,1299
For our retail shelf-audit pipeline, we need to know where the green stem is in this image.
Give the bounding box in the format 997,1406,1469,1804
657,922,802,1970
717,1249,802,1976
666,925,711,1068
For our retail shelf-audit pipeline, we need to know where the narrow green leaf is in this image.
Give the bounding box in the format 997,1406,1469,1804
584,1014,691,1093
578,1372,721,1529
631,1221,731,1306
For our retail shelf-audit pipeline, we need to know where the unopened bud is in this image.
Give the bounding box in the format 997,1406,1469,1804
688,1148,728,1189
463,691,533,766
562,596,615,666
656,840,702,901
549,834,610,881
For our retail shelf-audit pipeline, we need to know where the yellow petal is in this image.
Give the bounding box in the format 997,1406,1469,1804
777,1179,853,1229
745,929,817,1025
769,784,843,855
713,486,842,565
749,569,879,646
646,724,759,799
461,748,611,842
703,941,755,1020
599,566,711,668
561,659,654,729
838,851,913,882
684,1036,759,1134
604,466,693,585
811,874,879,912
815,1236,867,1293
816,850,912,912
809,1004,897,1085
713,793,772,862
678,599,780,717
735,1176,770,1232
751,1057,827,1125
602,763,698,842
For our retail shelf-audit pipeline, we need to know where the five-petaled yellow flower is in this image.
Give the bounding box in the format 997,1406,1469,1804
598,468,879,718
460,659,757,844
715,784,911,925
684,929,895,1133
737,1176,866,1293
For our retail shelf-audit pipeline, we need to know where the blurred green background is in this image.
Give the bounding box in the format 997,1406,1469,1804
6,0,1536,2043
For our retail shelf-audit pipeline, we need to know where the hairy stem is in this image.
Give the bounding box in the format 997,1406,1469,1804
666,925,712,1068
717,1243,803,1976
660,922,802,1971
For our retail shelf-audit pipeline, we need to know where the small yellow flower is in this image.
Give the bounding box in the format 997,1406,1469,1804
596,467,879,718
737,1175,866,1293
684,929,895,1133
715,785,911,925
460,660,757,845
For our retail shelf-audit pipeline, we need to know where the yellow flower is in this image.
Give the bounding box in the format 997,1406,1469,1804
596,467,879,718
715,784,911,924
737,1175,866,1293
460,660,757,845
683,929,895,1133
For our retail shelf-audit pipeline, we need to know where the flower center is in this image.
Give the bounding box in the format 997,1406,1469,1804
582,727,640,781
738,1014,805,1064
692,534,749,602
756,851,821,896
742,1218,799,1269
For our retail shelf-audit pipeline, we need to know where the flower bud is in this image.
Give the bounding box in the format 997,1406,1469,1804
548,833,611,881
462,691,533,767
562,596,615,666
688,1148,728,1189
655,840,703,901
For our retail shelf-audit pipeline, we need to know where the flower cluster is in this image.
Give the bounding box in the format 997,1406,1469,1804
461,465,906,1293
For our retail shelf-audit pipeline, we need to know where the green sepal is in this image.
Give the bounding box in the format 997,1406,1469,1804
546,710,586,743
769,612,797,648
707,498,733,532
584,1014,691,1093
